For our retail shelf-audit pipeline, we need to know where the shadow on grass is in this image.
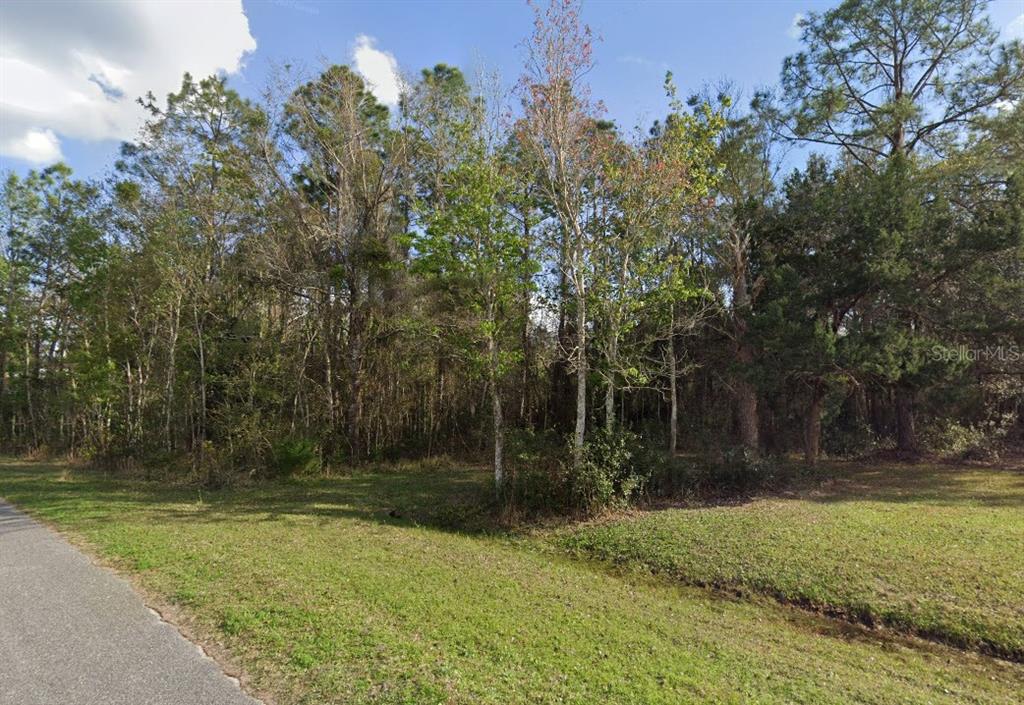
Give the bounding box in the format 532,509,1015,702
4,456,1024,541
0,458,501,537
800,459,1024,508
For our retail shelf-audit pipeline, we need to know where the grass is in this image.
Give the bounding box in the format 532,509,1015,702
2,457,1023,704
557,459,1024,661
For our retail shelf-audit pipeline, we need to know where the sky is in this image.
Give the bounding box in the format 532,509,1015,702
2,0,1022,179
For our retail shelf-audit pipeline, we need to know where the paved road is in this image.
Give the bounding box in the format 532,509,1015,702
0,501,262,705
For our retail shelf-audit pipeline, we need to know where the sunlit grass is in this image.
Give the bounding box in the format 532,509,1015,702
558,460,1024,660
2,457,1022,704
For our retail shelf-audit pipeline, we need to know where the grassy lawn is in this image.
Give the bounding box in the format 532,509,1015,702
558,460,1024,661
2,458,1023,705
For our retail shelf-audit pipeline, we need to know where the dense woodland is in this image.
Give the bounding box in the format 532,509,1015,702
2,0,1022,505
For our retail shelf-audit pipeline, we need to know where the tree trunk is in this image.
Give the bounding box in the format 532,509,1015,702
164,299,181,452
193,304,207,450
804,383,825,464
519,210,532,424
604,323,619,433
731,231,759,454
488,330,504,492
0,349,7,444
667,330,678,456
321,294,337,442
24,339,38,448
604,379,614,433
573,278,587,465
345,282,365,461
895,386,917,452
735,376,759,453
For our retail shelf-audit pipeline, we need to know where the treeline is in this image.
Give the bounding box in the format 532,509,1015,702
1,0,1022,491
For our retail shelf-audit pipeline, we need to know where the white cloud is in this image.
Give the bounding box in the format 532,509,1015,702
788,13,805,39
4,128,62,165
617,55,668,70
1006,14,1024,40
618,55,653,66
0,0,256,165
351,35,404,106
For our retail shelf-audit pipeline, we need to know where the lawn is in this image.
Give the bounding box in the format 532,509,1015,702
558,459,1024,661
2,457,1022,705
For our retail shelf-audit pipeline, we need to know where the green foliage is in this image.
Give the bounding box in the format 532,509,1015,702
823,420,879,459
501,428,661,516
501,429,568,516
781,0,1023,162
569,428,649,513
712,446,780,493
268,437,321,479
918,417,1012,461
2,0,1023,506
649,448,788,499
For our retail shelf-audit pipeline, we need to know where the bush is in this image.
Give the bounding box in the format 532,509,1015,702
501,429,569,517
501,428,659,518
709,446,779,494
569,428,655,515
919,418,1008,461
824,421,880,458
649,447,787,500
268,437,321,478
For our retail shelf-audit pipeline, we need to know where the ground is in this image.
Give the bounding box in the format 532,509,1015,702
558,459,1024,660
1,456,1022,704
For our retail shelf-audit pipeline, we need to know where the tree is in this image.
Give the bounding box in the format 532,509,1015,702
518,0,604,464
1,165,106,452
116,74,267,465
411,69,533,489
756,158,891,463
707,94,784,454
781,0,1024,451
273,64,409,459
783,0,1024,164
591,74,724,445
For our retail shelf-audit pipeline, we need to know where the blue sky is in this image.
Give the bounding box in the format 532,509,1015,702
2,0,1022,179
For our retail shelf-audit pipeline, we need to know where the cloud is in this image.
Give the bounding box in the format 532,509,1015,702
351,35,403,106
1006,14,1024,40
788,13,805,39
616,55,669,73
269,0,320,15
0,0,256,165
4,128,62,165
618,55,653,67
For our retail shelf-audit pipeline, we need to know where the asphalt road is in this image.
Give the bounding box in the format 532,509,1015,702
0,500,262,705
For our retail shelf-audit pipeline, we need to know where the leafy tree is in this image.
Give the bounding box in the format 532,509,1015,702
781,0,1024,451
782,0,1023,163
518,0,605,465
411,72,533,488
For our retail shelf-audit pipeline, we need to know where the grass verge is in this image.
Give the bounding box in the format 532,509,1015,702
557,460,1024,661
2,457,1022,704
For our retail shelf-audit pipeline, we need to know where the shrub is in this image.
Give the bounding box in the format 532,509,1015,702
824,421,880,458
502,428,659,517
569,428,652,515
268,437,321,478
501,429,569,517
919,418,1009,460
710,447,779,494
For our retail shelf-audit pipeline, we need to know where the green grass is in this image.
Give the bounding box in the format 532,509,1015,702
2,458,1023,705
557,460,1024,661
